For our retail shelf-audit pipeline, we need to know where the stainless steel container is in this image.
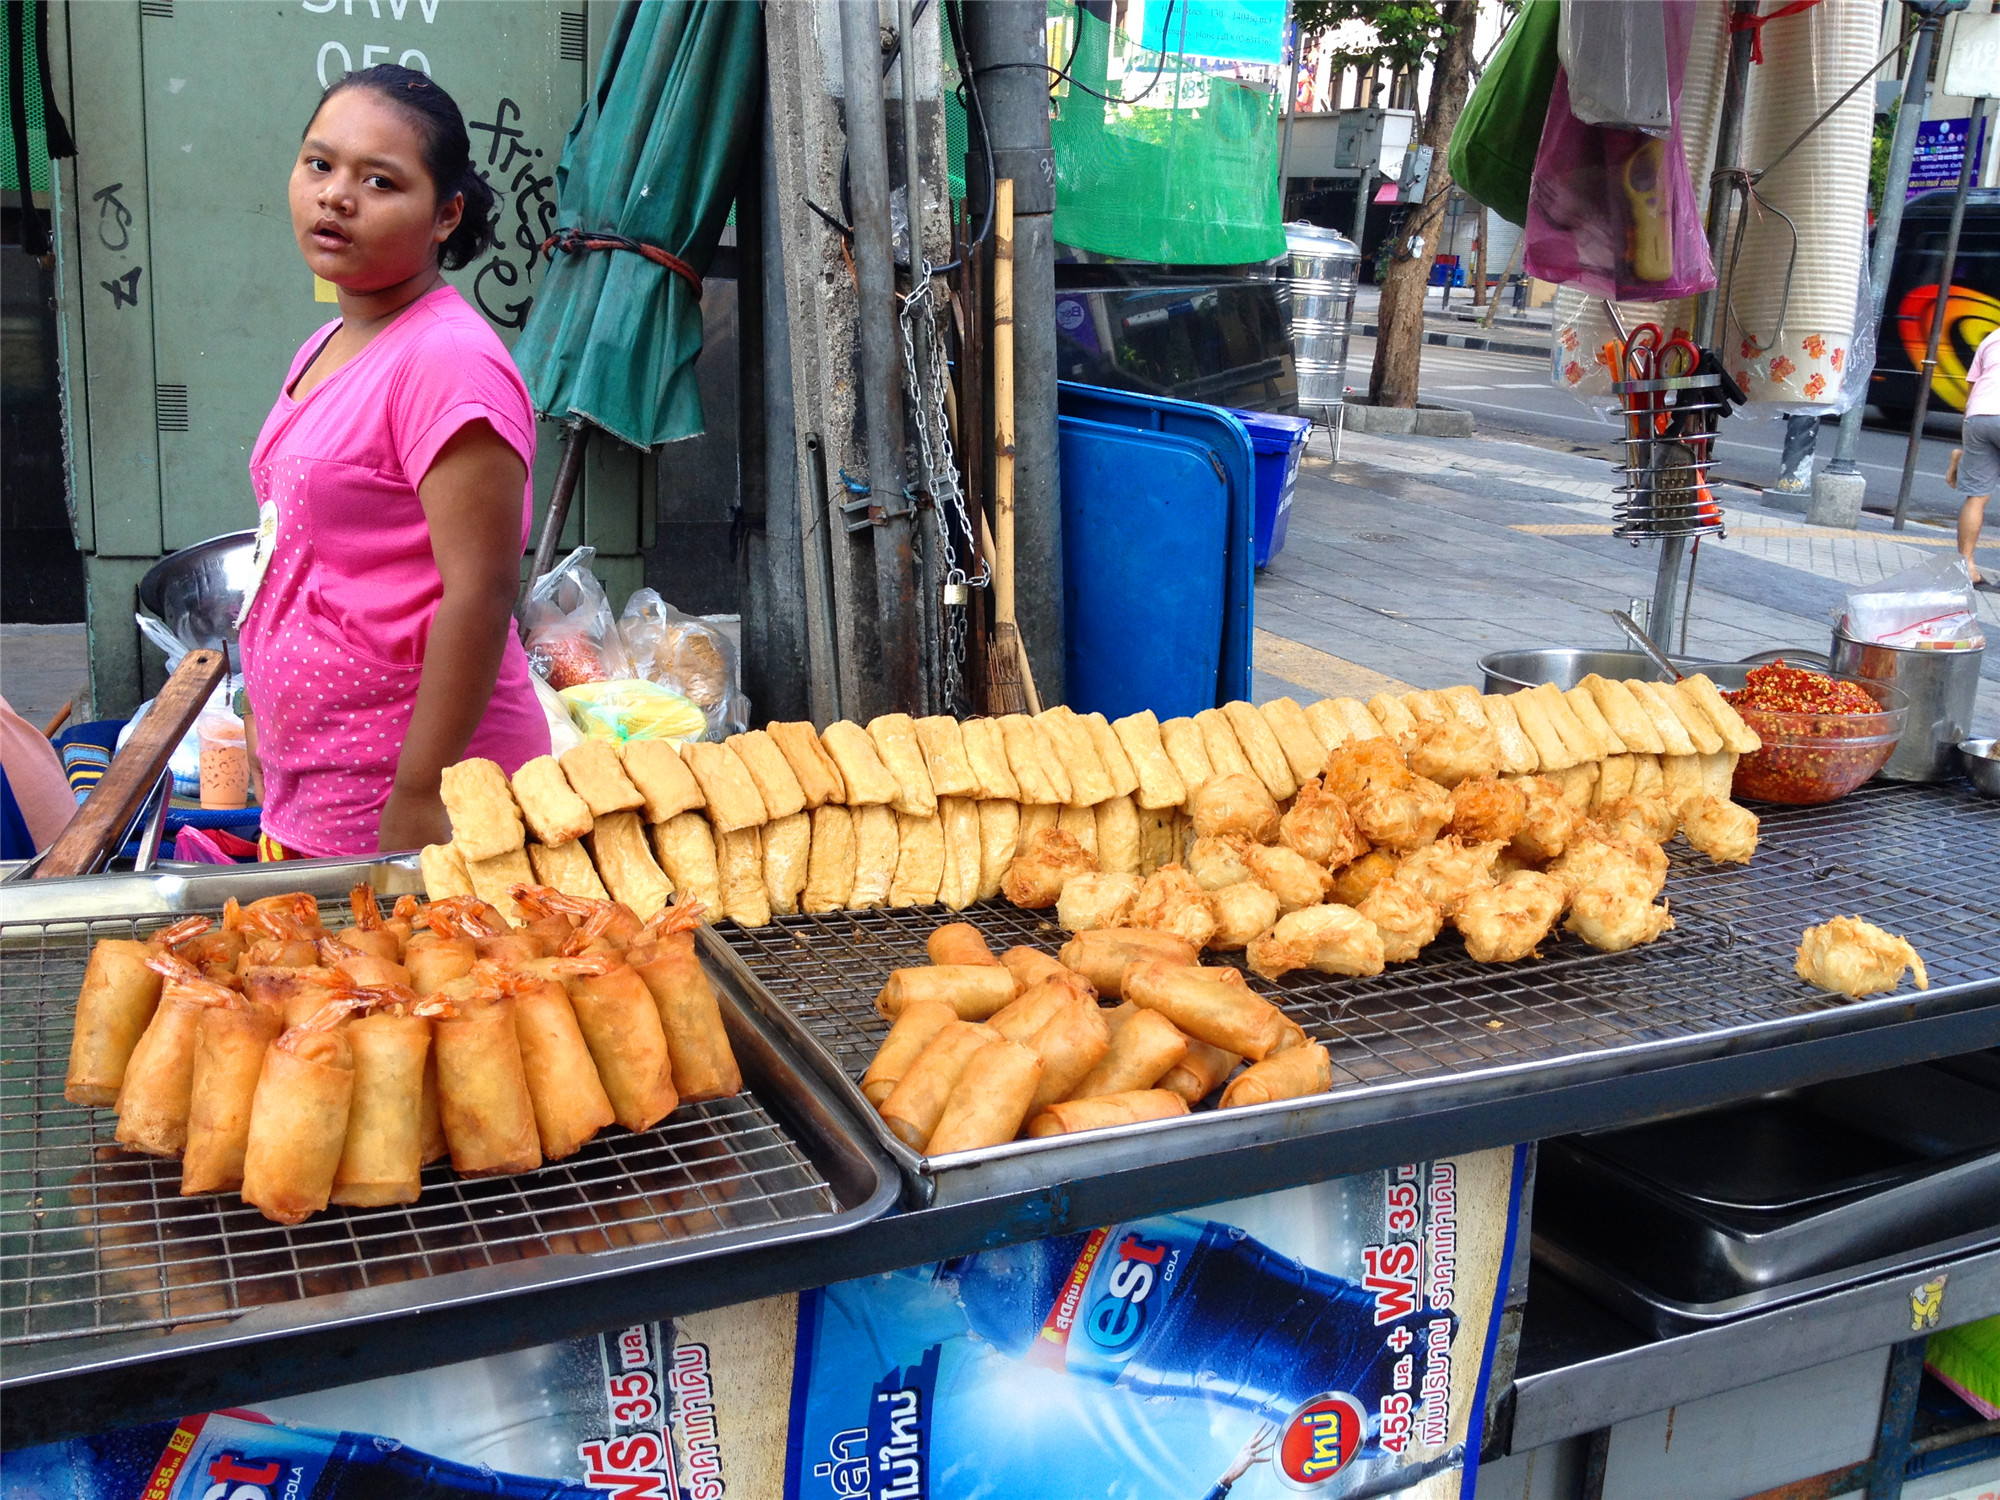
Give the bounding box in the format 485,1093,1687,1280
1478,647,1730,693
1829,625,1985,782
1283,221,1358,414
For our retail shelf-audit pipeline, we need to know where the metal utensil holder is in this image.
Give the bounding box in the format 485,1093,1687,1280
1612,370,1727,541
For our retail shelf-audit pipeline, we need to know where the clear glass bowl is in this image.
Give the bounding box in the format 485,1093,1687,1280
1727,674,1909,805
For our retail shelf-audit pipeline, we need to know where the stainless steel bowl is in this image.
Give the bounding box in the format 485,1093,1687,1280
1959,738,2000,798
137,531,257,653
1479,648,1732,694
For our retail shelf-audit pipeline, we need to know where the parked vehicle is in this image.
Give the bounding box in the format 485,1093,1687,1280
1871,188,2000,420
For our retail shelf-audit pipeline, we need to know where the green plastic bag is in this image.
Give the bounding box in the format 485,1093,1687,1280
1448,0,1561,228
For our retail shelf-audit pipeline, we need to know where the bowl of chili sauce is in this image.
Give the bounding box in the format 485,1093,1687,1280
1722,662,1909,805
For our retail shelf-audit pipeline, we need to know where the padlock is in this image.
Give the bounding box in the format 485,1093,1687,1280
942,582,970,606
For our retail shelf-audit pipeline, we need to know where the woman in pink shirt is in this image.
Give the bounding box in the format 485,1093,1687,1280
1953,327,2000,591
240,65,548,857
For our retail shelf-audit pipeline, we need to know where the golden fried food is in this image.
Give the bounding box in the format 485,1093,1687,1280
1407,714,1497,789
619,739,709,821
937,797,982,911
1562,685,1625,758
1033,707,1112,806
1508,775,1581,862
819,721,901,807
1057,928,1198,996
1630,753,1664,801
1658,682,1725,755
1595,793,1680,847
1081,713,1141,799
1158,717,1216,807
510,755,595,846
1479,694,1541,774
999,713,1070,805
848,803,901,909
1179,830,1248,891
1628,680,1697,757
559,740,648,819
420,842,476,900
889,812,946,908
1189,772,1282,842
1581,675,1662,755
1328,848,1400,907
1261,697,1330,785
975,799,1019,901
526,839,609,902
681,742,768,833
1565,888,1675,952
1208,880,1282,950
1346,775,1450,853
766,721,847,808
868,713,939,817
1395,835,1502,917
913,716,981,798
1279,777,1368,867
1301,699,1350,753
1453,871,1568,962
715,824,769,926
959,717,1023,802
1550,761,1599,813
1219,1043,1332,1109
1015,801,1058,855
651,812,721,914
1355,879,1443,962
1679,673,1762,753
1796,916,1929,998
1222,700,1298,801
1508,689,1576,772
1129,863,1220,950
1090,793,1140,876
1002,828,1098,909
1544,831,1665,902
438,759,525,861
1367,692,1420,746
802,804,856,914
1447,775,1526,845
1195,708,1258,781
1056,804,1099,860
762,810,811,916
1113,709,1187,810
1246,904,1386,981
727,729,808,820
466,847,536,922
1681,794,1759,865
1239,841,1333,914
1055,872,1145,933
1137,806,1179,877
1323,736,1411,805
1659,753,1706,812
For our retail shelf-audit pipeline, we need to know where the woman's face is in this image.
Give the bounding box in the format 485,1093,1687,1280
290,87,463,293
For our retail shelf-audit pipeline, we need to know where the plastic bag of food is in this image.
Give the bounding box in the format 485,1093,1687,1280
532,673,585,757
1843,554,1986,650
521,547,635,689
558,679,708,744
618,589,748,738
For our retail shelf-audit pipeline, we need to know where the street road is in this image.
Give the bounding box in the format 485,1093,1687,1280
1350,332,1971,534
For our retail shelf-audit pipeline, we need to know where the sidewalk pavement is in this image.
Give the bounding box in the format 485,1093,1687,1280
1349,282,1553,361
1248,425,2000,742
1,623,90,734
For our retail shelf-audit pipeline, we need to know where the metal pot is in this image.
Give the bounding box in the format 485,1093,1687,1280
136,531,257,655
1478,648,1730,694
1828,625,1985,783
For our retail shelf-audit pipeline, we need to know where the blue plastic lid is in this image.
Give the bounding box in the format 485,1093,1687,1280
1226,407,1314,448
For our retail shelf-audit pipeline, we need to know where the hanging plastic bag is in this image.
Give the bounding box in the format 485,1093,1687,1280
1558,0,1672,134
617,589,749,738
520,546,635,689
1524,0,1715,303
1843,555,1986,651
531,673,586,757
558,680,709,744
1449,0,1562,230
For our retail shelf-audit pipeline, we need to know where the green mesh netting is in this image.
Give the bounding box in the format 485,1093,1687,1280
1,5,52,194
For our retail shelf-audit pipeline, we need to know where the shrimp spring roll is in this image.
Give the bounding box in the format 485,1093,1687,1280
860,998,957,1107
1000,945,1076,992
878,1021,993,1150
1219,1041,1333,1108
334,885,403,962
484,964,616,1160
626,901,742,1104
1057,928,1200,997
557,955,679,1133
1157,1036,1242,1104
1027,1089,1190,1137
926,1039,1043,1154
419,1051,448,1164
405,934,477,996
181,996,284,1194
244,965,346,1030
874,965,1019,1021
433,990,543,1176
1123,960,1293,1060
927,922,1000,967
67,937,171,1105
318,937,410,991
242,998,360,1224
1067,1007,1188,1099
1025,997,1114,1114
987,972,1095,1044
114,956,242,1158
332,993,446,1206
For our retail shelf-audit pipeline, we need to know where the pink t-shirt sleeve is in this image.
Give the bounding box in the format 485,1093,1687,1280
1970,331,2000,400
388,315,537,487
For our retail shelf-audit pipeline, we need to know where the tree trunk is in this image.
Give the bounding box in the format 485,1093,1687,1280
1367,0,1480,408
1472,202,1488,306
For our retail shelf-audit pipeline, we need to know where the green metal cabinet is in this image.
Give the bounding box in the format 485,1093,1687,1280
47,0,649,712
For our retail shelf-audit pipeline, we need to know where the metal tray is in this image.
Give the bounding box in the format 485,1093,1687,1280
715,781,2000,1209
0,857,897,1396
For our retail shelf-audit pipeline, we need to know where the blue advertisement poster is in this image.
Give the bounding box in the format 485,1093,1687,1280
1909,116,1990,200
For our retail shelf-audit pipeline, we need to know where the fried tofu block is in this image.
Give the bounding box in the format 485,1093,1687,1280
1659,681,1726,755
589,812,674,917
867,713,938,817
526,839,609,902
1549,761,1598,813
848,804,899,909
1582,675,1664,754
559,740,647,818
1593,754,1637,809
466,846,535,923
1222,700,1298,800
510,755,595,846
820,721,901,806
1480,694,1541,774
1137,807,1178,877
960,718,1023,801
1627,680,1697,756
1113,710,1187,811
682,741,770,833
1509,688,1576,770
715,824,769,926
727,729,808,819
1401,690,1448,724
438,759,525,861
1367,693,1419,744
420,841,475,900
651,813,721,916
914,716,981,798
937,797,982,911
1679,673,1762,753
890,812,946,907
1036,707,1115,806
767,721,847,808
803,805,857,914
1195,708,1257,781
1630,754,1664,800
1562,686,1626,758
1057,803,1099,860
1440,686,1494,735
1015,802,1058,855
1336,698,1388,743
1531,683,1602,765
975,800,1020,901
619,739,706,823
1660,753,1706,810
1700,750,1740,799
999,714,1069,804
1159,718,1215,807
1302,699,1349,753
762,811,811,917
1095,794,1141,875
1082,713,1141,799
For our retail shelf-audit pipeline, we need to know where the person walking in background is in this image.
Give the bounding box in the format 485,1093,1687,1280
1953,326,2000,592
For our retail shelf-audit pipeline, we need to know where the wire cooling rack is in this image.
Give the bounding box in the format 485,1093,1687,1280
725,782,2000,1105
0,897,847,1353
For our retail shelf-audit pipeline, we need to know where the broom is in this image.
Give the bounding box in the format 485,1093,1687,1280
986,178,1040,715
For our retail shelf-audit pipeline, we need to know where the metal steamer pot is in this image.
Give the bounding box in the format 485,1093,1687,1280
1478,648,1737,695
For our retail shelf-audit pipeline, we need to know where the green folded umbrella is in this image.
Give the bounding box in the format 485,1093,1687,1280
514,0,761,453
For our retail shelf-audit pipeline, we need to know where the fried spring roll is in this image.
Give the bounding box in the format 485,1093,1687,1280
332,1010,435,1206
507,970,616,1159
1027,1089,1189,1138
1025,998,1114,1114
1057,928,1200,997
927,922,1001,967
181,1001,283,1194
925,1039,1043,1154
1157,1036,1242,1105
626,903,742,1103
874,964,1020,1021
1219,1041,1333,1108
241,1008,357,1225
878,1021,992,1149
419,1052,447,1163
1001,945,1074,992
115,962,242,1158
1123,960,1293,1060
987,971,1095,1043
1067,1007,1188,1099
561,959,679,1133
860,998,958,1107
67,939,166,1106
434,995,543,1176
406,935,477,996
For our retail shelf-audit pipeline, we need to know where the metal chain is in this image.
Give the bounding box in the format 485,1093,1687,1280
899,261,988,712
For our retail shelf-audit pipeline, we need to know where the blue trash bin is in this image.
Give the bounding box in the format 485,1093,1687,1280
1230,408,1314,569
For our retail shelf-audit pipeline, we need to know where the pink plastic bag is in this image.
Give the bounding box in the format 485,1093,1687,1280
1523,0,1714,302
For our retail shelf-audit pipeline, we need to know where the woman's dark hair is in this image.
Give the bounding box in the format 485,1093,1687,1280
307,64,497,271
